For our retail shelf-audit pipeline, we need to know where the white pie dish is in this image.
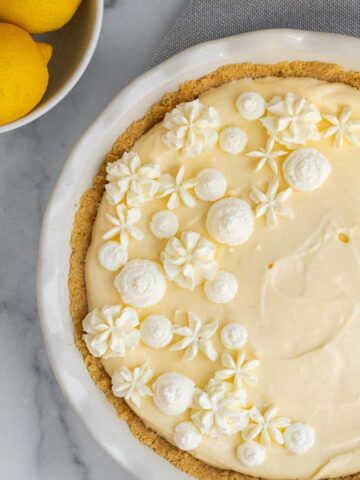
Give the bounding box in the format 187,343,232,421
37,29,360,480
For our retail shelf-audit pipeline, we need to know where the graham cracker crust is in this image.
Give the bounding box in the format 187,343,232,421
68,61,360,480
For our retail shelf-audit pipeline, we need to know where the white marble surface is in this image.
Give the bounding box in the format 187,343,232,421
0,1,187,478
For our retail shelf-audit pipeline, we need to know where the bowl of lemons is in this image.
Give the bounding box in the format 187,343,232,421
0,0,103,133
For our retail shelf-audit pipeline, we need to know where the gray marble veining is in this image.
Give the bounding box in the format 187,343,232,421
0,1,187,478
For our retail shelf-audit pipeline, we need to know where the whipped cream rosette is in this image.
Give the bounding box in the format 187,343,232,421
105,151,160,206
161,231,218,290
82,305,140,359
191,380,248,438
162,99,220,157
261,93,321,147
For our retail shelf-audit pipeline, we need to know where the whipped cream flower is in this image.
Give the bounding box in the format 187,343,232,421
236,92,266,120
153,372,195,416
158,165,197,210
215,352,260,388
162,99,220,158
161,231,218,290
206,198,254,245
105,151,160,206
191,380,248,438
150,210,179,239
98,240,128,271
204,271,238,304
283,147,331,192
323,105,360,148
195,168,227,201
112,364,153,408
82,305,140,359
170,311,218,361
173,422,202,451
284,422,315,454
247,137,288,174
237,441,266,467
103,204,144,248
114,259,167,308
261,93,321,147
140,314,173,349
220,322,248,350
250,179,294,228
242,406,290,448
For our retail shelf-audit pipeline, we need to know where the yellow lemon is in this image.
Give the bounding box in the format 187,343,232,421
0,0,82,34
0,23,51,126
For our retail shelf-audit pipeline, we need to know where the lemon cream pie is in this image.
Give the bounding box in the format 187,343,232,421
69,62,360,480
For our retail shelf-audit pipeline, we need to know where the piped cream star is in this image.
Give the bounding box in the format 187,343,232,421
247,138,287,174
215,351,260,388
105,151,160,206
103,204,144,247
170,311,218,361
242,406,290,447
323,105,360,148
112,364,153,408
158,165,197,210
250,179,294,228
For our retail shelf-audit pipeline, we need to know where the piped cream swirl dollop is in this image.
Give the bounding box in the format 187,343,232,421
98,241,127,271
204,271,238,304
206,198,254,245
173,422,202,451
219,126,247,154
220,322,248,350
237,441,266,467
236,92,266,120
283,147,331,192
284,423,315,454
114,259,166,308
195,168,227,201
150,210,179,239
140,314,173,349
153,372,195,416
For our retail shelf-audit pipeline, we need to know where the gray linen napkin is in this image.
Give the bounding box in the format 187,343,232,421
151,0,360,66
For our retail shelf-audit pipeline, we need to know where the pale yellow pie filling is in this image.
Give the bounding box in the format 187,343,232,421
85,77,360,479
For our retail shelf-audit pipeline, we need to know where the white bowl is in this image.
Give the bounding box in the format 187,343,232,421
37,29,360,480
0,0,103,134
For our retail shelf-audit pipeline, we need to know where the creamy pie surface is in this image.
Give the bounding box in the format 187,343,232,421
84,77,360,479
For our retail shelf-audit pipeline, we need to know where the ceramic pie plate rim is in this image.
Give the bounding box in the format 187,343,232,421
37,29,360,480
